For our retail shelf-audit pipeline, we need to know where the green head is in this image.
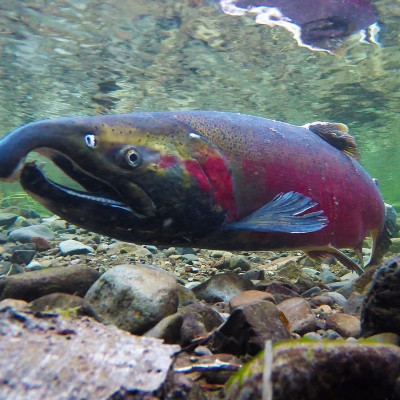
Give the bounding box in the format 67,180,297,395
0,112,233,244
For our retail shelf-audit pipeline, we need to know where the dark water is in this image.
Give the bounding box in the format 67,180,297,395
0,0,399,212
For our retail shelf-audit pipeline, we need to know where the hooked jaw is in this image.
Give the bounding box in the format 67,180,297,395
0,118,154,225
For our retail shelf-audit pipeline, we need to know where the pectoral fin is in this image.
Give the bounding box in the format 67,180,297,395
223,192,328,233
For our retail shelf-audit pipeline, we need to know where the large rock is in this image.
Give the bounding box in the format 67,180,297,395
145,302,224,345
361,254,400,337
225,341,400,400
8,225,55,242
277,297,316,334
212,301,291,355
326,314,361,338
0,265,100,302
0,304,179,399
85,264,179,335
192,272,254,303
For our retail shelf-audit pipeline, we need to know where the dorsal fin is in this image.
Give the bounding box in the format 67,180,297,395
302,121,360,160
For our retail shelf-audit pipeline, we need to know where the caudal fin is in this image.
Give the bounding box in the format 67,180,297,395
366,225,392,267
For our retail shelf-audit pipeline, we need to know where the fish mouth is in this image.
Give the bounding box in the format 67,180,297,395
20,149,154,219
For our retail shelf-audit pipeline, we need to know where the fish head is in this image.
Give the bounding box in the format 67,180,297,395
0,113,232,243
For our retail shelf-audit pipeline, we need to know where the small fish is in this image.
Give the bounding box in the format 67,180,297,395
0,111,390,273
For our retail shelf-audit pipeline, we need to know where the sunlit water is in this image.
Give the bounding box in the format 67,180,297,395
0,0,399,213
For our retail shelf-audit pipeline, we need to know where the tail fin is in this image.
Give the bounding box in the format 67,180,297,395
366,225,392,267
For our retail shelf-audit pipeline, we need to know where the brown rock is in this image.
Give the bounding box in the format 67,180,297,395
326,314,361,338
192,272,254,303
229,290,275,310
310,295,334,307
261,282,300,303
0,265,100,302
145,302,224,345
212,301,290,355
277,297,316,334
29,292,101,321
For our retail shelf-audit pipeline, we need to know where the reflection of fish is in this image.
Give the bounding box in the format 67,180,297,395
219,0,379,51
0,112,390,273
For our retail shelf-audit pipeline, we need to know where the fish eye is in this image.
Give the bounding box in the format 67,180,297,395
123,147,142,168
84,134,97,148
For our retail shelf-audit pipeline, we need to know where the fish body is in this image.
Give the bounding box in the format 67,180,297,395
0,111,389,272
220,0,379,50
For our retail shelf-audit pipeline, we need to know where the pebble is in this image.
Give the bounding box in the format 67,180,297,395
323,291,347,307
192,272,254,303
326,314,361,338
277,297,316,334
229,290,275,310
8,225,55,242
301,286,322,297
310,295,334,307
229,255,251,271
319,266,339,284
144,245,158,254
25,261,43,271
301,267,319,279
0,213,18,228
59,240,94,256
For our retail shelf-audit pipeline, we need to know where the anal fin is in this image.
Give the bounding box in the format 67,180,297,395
306,245,364,275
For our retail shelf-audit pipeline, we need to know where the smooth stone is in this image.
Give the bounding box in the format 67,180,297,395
180,253,199,263
144,245,158,254
225,342,400,400
229,290,275,311
0,265,100,302
277,297,316,335
176,248,197,255
192,272,254,303
275,258,305,279
210,250,225,258
361,254,400,337
229,255,251,272
0,233,7,243
319,266,339,284
0,298,28,311
301,286,323,298
302,332,322,341
25,261,43,271
262,282,300,303
295,276,320,293
8,225,55,243
319,329,342,339
326,314,361,338
0,213,18,228
326,281,355,298
323,291,347,307
310,295,334,307
301,267,319,279
342,292,364,316
212,301,291,355
2,206,40,219
145,302,224,345
242,269,265,280
29,292,101,320
10,243,36,265
59,240,94,256
85,264,179,335
164,247,178,257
